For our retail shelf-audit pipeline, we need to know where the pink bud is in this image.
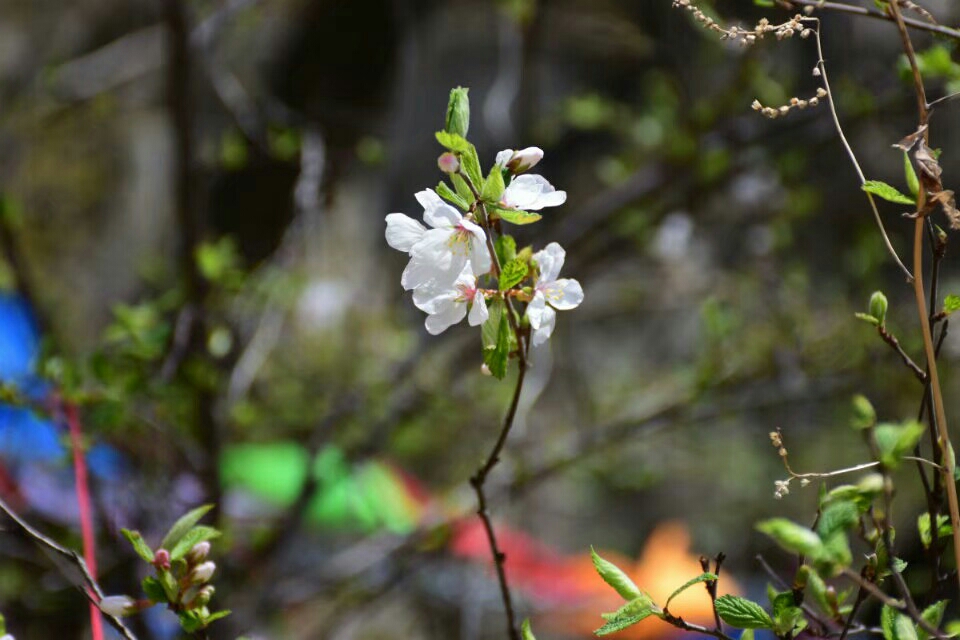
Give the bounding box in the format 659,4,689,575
153,548,171,570
506,147,544,174
437,152,460,174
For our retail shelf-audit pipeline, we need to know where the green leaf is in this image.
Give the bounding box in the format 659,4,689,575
754,0,775,6
816,531,853,576
863,180,916,205
435,131,471,153
798,566,832,616
122,528,155,563
0,612,6,635
482,306,511,380
756,519,824,556
714,595,774,629
918,512,952,548
521,619,537,640
917,601,948,640
203,610,231,626
591,547,643,600
818,500,860,539
170,525,221,561
436,181,469,211
851,395,877,430
595,595,660,636
882,605,919,640
495,235,517,265
482,167,506,203
490,206,542,225
874,421,926,469
142,576,167,603
444,87,470,138
854,312,881,326
664,573,717,610
944,295,960,315
499,259,529,292
460,144,484,191
451,173,474,203
905,152,920,197
160,504,214,551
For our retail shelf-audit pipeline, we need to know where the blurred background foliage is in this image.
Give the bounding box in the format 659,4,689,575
0,0,960,638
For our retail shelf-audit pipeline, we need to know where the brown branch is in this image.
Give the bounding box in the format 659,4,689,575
877,325,927,382
780,0,960,40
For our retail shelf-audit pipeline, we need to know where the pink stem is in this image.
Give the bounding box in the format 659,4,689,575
65,402,103,640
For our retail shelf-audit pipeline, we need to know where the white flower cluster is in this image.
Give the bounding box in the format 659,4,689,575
385,146,583,347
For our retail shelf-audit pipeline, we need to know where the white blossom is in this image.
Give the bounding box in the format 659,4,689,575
99,595,136,617
496,147,544,174
385,189,492,290
412,264,489,335
501,174,566,212
526,242,583,346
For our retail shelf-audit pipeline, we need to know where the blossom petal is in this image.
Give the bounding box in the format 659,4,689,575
533,242,566,283
412,287,457,314
385,213,426,253
468,290,489,326
496,149,515,166
502,174,565,211
526,291,547,330
415,188,446,214
401,256,449,291
419,195,462,229
531,306,557,346
542,278,583,310
424,301,467,335
410,229,456,270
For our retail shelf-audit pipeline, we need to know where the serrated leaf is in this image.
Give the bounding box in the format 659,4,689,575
460,144,484,191
482,167,506,203
918,512,952,548
490,206,542,225
122,528,155,563
798,566,831,615
591,547,643,600
818,500,859,539
815,531,852,576
665,573,717,610
436,182,469,210
482,307,511,380
883,605,919,640
521,619,537,640
905,152,920,197
435,131,471,153
499,259,529,292
917,601,947,640
170,525,221,561
595,596,660,636
160,504,214,551
714,595,774,629
757,519,824,556
945,295,960,315
863,180,916,205
451,173,474,203
495,235,517,265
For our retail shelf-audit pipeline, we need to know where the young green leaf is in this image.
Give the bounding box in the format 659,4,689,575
170,525,221,561
862,180,916,206
944,295,960,315
873,421,926,469
595,595,660,636
142,576,167,603
918,512,952,548
204,610,232,626
444,87,470,138
482,167,506,203
714,595,774,629
817,500,859,539
854,312,881,326
435,131,471,154
521,619,537,640
500,259,529,292
591,547,643,600
798,566,832,616
160,504,214,551
459,144,484,191
122,528,155,563
482,309,511,380
882,605,919,640
850,395,877,430
495,235,517,265
917,601,947,640
436,181,469,210
664,573,717,610
904,152,920,197
489,206,542,225
756,519,824,556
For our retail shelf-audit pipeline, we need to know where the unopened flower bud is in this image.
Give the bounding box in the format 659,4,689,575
850,394,876,430
195,585,215,607
186,541,211,565
480,363,492,376
444,87,470,138
99,595,136,617
437,152,459,174
153,548,171,571
505,147,544,174
816,87,828,98
189,561,216,585
869,290,888,326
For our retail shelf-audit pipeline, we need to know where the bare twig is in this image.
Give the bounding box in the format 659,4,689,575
780,0,960,40
0,497,137,640
877,325,926,382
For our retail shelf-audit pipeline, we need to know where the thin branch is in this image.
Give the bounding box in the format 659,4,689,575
0,497,137,640
780,0,960,40
841,568,945,639
877,325,926,382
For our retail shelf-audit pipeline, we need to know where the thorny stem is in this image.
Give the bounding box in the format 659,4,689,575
808,21,912,281
887,0,960,601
